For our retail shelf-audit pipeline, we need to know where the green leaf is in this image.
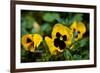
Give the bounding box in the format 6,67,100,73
65,18,70,26
21,28,28,36
81,50,89,59
56,18,65,24
21,15,35,29
74,14,83,22
42,53,51,61
71,37,89,50
41,23,52,35
21,48,28,58
43,13,60,22
64,49,72,60
52,13,60,19
79,37,89,47
31,28,35,33
72,55,82,60
41,23,50,31
65,18,74,26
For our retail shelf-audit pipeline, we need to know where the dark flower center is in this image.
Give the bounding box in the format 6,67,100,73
27,38,34,49
54,38,60,47
59,40,66,49
54,32,67,50
27,38,32,43
56,32,61,38
62,35,67,41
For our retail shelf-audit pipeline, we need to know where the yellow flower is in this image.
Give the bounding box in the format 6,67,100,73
70,21,86,41
21,34,42,52
45,23,73,55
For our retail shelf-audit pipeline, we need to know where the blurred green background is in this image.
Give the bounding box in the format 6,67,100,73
21,10,90,63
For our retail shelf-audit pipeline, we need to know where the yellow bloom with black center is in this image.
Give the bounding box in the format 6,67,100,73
21,34,42,52
45,23,73,55
70,21,86,41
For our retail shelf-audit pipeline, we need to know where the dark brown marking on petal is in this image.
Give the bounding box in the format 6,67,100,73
56,32,61,38
78,31,80,34
27,38,32,43
54,38,59,47
59,40,66,50
62,35,67,41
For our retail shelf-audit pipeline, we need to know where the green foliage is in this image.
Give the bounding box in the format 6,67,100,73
21,10,89,62
21,15,35,29
41,23,52,36
43,13,60,22
70,37,89,60
72,55,82,60
64,49,72,60
72,37,89,49
74,14,83,22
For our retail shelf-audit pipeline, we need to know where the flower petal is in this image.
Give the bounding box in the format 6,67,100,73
33,34,43,48
52,23,73,46
22,34,33,51
21,34,42,52
45,36,63,55
70,21,86,41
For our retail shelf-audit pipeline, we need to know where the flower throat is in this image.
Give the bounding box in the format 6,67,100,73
54,32,67,50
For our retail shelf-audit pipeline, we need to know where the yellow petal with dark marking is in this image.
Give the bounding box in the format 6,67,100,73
70,21,86,41
45,36,63,55
52,23,73,46
45,24,73,55
21,34,42,52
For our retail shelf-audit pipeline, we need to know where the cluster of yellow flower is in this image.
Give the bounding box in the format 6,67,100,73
22,21,86,55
